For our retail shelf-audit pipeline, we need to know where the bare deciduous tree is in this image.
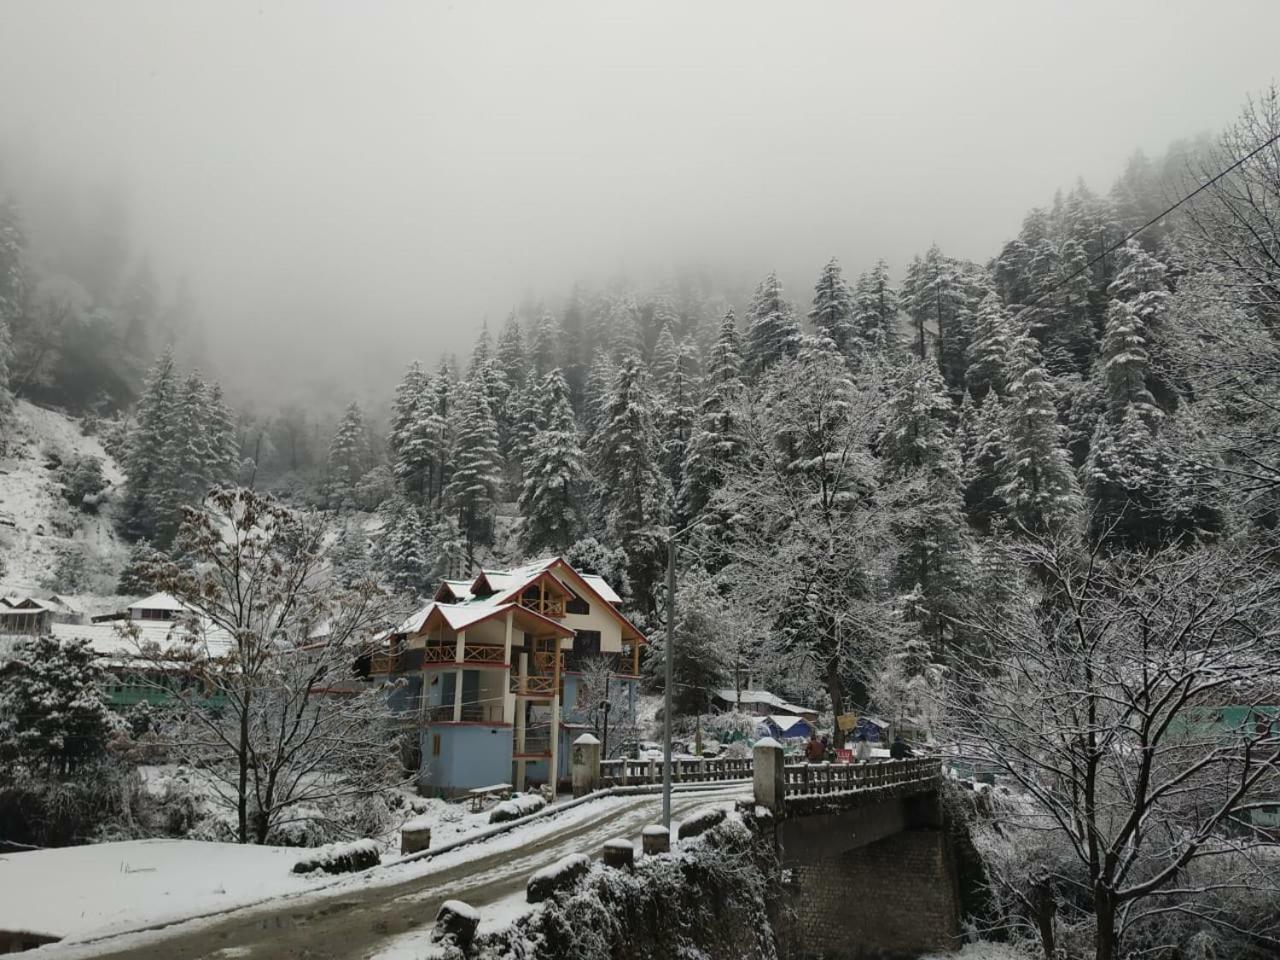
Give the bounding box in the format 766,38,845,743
131,487,406,844
947,530,1280,960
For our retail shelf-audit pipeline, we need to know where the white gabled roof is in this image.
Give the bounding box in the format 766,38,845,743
580,574,621,604
130,592,185,612
713,688,816,716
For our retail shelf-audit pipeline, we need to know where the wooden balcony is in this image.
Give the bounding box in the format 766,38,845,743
421,643,507,667
511,674,556,697
519,594,565,618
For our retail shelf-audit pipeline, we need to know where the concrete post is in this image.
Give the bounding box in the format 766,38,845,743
753,737,785,815
642,824,670,855
602,838,634,869
400,816,432,854
571,733,601,798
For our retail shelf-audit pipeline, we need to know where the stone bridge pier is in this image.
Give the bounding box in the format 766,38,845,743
754,741,962,960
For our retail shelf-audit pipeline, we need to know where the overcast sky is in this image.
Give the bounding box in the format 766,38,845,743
1,0,1277,405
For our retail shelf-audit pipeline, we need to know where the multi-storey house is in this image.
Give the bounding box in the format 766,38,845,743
367,557,645,794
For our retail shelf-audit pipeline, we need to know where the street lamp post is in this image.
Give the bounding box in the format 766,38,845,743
662,534,676,828
662,521,701,830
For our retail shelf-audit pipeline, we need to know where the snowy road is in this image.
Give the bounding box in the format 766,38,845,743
46,783,750,960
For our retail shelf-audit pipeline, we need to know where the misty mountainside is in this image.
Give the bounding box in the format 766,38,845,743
0,399,128,593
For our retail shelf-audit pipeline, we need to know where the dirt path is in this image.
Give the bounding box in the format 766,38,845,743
63,785,749,960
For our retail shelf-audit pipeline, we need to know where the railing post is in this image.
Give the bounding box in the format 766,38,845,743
753,738,785,815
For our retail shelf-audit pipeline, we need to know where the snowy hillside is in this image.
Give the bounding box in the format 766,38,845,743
0,400,130,593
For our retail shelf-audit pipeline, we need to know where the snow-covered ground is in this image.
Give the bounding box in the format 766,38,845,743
13,786,746,957
0,400,129,593
0,839,337,942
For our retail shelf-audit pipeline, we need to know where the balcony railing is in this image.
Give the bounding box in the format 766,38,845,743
519,594,566,618
511,674,556,697
421,643,506,666
424,702,505,723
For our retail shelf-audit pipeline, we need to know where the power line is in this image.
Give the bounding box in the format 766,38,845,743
1012,126,1280,319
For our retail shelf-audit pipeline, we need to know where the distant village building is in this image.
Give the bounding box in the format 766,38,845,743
711,687,818,723
365,557,645,795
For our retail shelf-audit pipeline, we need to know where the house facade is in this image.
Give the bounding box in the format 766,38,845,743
367,557,645,795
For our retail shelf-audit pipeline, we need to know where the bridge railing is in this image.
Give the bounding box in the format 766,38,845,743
598,755,754,788
782,757,941,796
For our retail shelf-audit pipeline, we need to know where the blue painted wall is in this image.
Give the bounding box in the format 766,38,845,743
419,724,513,794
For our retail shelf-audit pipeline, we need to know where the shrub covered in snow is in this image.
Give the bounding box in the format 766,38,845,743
488,792,546,824
526,853,591,903
470,809,780,959
290,838,382,875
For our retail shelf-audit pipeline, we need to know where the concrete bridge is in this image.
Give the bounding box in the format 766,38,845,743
576,738,960,959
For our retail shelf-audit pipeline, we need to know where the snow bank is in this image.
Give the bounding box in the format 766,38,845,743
291,839,382,875
489,793,546,824
0,839,336,942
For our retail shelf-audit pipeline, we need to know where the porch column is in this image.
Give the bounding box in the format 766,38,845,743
515,698,528,792
452,628,466,723
502,610,516,724
548,637,562,799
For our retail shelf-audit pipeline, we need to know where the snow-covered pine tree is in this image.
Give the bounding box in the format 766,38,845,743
809,257,857,359
121,350,180,542
0,312,12,436
444,381,502,565
116,538,164,595
529,313,559,380
850,259,899,356
881,360,972,658
679,309,745,539
608,296,645,364
958,391,1007,530
997,330,1080,533
650,323,678,393
582,350,616,438
328,401,371,512
495,313,527,396
591,355,671,612
152,369,215,546
389,360,428,498
376,497,431,596
1083,405,1171,552
331,521,372,588
518,368,587,556
901,245,977,389
505,382,543,497
467,321,492,378
1104,240,1174,415
425,361,455,505
0,200,16,434
745,271,801,374
204,381,240,487
0,635,119,776
965,292,1012,400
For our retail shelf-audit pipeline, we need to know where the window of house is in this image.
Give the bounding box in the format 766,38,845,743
573,630,601,657
566,590,589,616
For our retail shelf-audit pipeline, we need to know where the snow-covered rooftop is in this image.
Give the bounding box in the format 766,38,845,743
713,688,816,716
130,592,186,612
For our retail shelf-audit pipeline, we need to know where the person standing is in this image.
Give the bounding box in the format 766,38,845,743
890,734,913,760
805,731,825,762
855,733,872,763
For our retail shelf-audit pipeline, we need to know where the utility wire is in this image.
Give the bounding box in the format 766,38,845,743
1010,126,1280,319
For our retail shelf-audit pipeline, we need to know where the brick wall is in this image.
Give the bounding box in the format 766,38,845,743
782,828,960,959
